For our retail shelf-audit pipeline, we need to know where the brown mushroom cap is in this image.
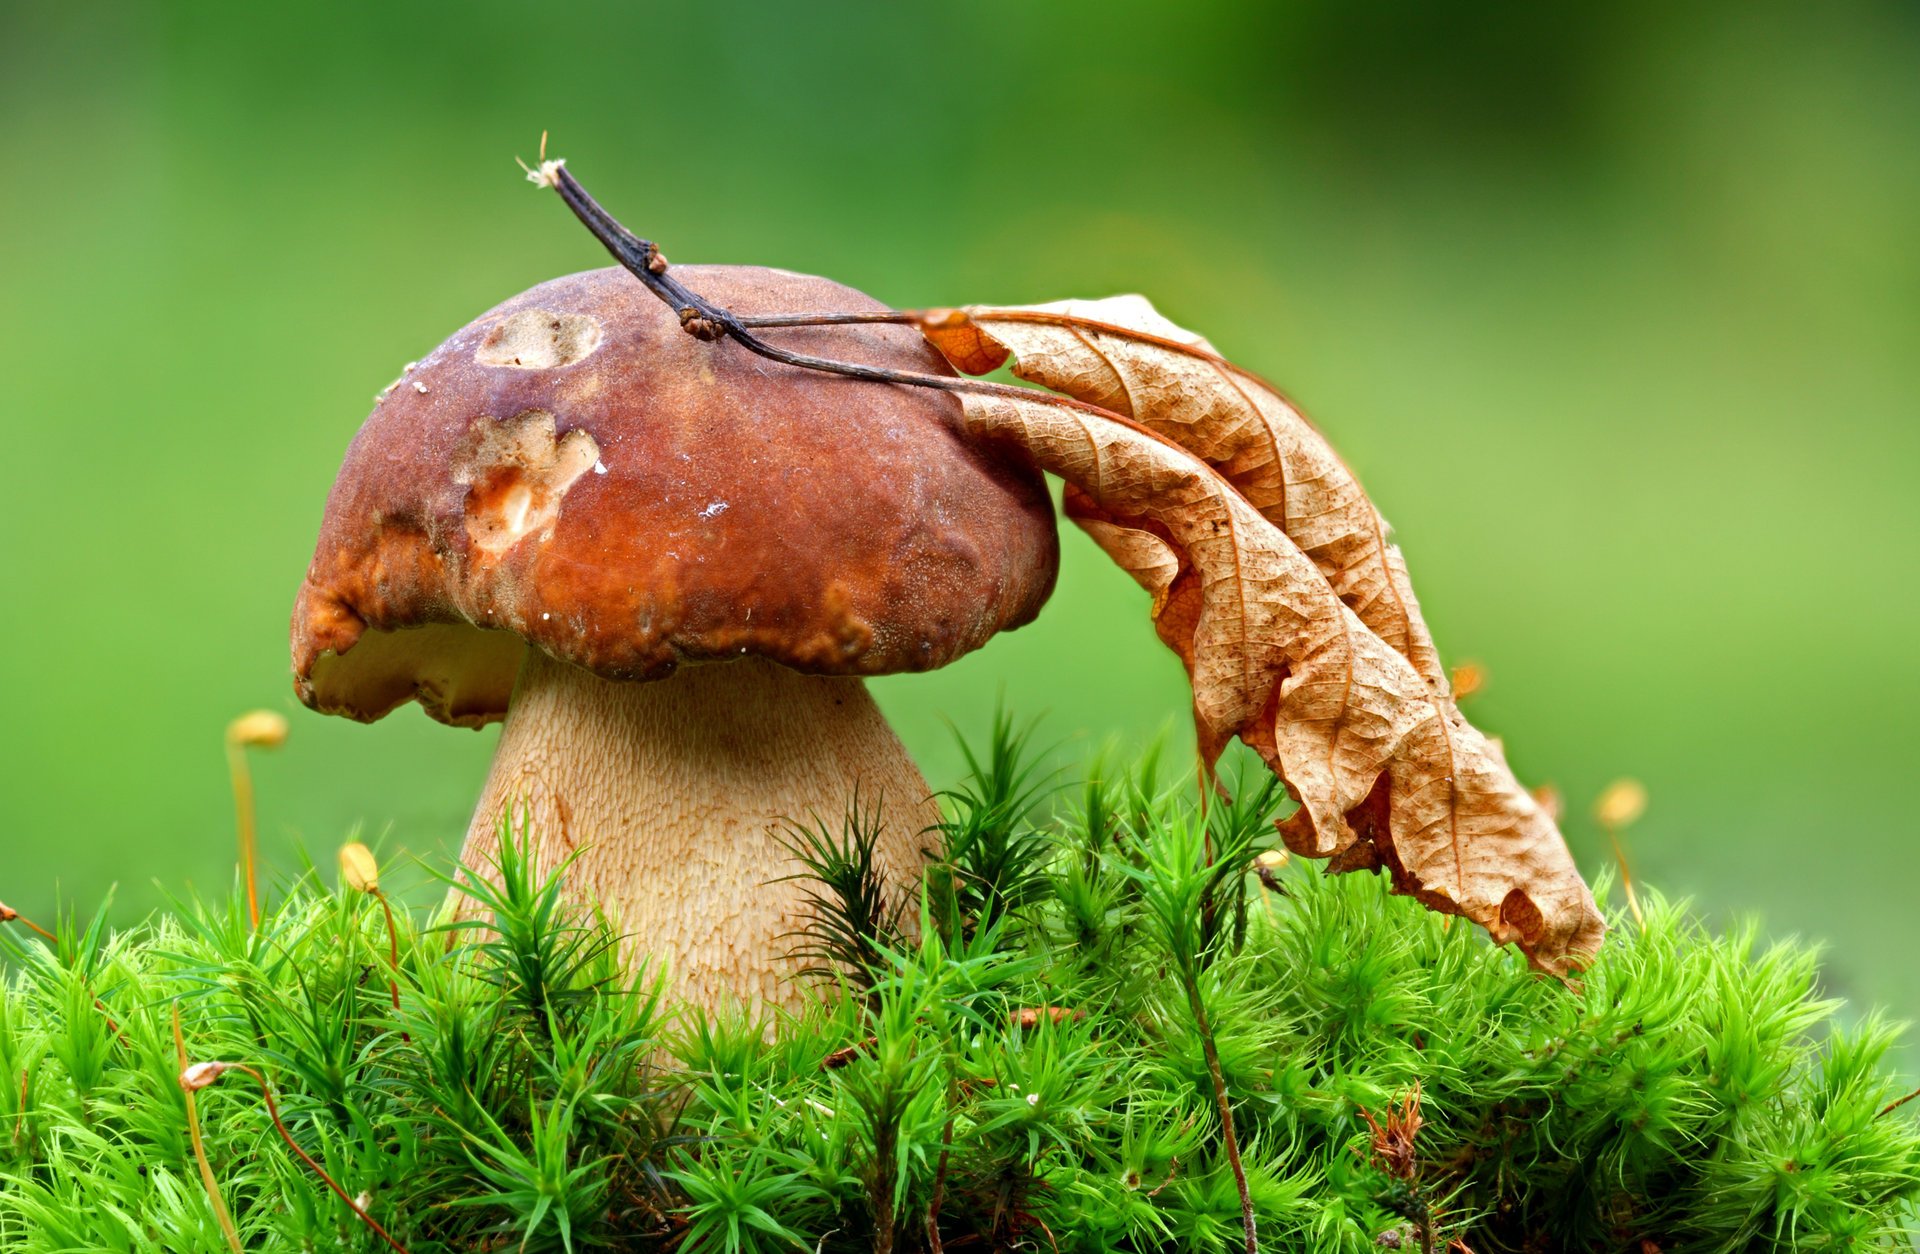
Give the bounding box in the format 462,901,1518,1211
292,265,1059,727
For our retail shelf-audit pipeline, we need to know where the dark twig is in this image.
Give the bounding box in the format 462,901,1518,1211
545,158,959,383
735,311,915,328
531,160,1204,461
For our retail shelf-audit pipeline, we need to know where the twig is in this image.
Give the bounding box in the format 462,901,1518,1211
735,310,914,328
727,303,1314,430
534,157,1307,801
533,162,1206,463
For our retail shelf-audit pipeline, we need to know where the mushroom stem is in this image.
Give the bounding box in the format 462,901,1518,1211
457,648,941,1012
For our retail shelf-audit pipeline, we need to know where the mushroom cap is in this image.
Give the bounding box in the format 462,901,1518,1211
291,266,1059,727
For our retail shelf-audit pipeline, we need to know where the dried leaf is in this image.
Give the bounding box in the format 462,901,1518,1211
919,298,1445,690
939,383,1603,974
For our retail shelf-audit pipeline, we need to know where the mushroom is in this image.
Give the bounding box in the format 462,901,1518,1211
291,266,1058,1012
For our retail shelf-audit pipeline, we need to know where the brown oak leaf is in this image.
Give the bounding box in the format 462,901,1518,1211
919,298,1445,691
936,375,1602,976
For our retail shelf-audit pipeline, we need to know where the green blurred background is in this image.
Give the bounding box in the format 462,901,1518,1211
3,2,1916,1041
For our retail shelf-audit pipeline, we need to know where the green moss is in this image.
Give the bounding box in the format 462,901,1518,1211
2,742,1916,1252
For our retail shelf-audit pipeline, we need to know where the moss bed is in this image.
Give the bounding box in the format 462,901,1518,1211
3,737,1916,1252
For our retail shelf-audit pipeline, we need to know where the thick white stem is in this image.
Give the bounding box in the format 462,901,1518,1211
457,649,941,1014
